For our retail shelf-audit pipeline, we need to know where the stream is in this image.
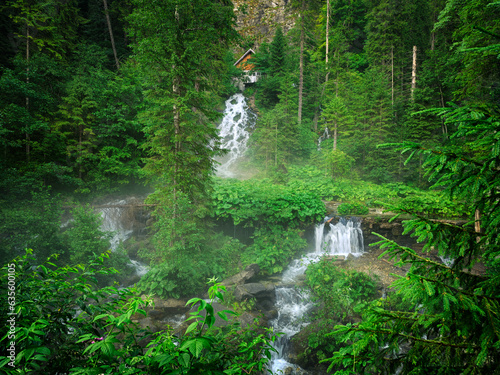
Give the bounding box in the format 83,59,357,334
269,217,365,374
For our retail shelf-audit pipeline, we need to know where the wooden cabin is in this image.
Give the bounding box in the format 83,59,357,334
234,48,256,71
234,49,261,88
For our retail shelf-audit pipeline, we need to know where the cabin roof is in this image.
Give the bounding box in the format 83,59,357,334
234,48,255,67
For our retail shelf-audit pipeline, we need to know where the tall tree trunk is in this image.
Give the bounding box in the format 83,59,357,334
171,74,181,245
78,124,82,180
391,45,394,106
103,0,120,70
333,119,337,151
326,0,329,68
475,209,481,242
26,20,30,163
411,46,417,102
275,120,278,167
298,0,305,125
313,0,329,133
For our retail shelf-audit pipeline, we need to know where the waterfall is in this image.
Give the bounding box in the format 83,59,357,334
270,217,364,374
215,93,256,177
96,197,149,277
317,127,330,151
315,216,364,256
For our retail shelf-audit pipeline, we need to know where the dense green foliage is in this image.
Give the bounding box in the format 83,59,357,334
212,178,325,226
1,0,498,193
0,251,277,374
337,202,369,216
297,258,379,368
210,178,323,274
1,0,500,372
322,96,500,374
242,226,306,274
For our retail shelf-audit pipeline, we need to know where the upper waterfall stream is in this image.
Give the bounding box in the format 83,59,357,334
215,93,256,177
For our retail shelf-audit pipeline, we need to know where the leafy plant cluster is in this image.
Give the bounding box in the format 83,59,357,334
136,231,243,300
296,258,379,368
284,165,468,217
210,178,323,275
0,251,278,374
337,202,369,216
241,226,306,274
306,258,379,322
211,178,326,227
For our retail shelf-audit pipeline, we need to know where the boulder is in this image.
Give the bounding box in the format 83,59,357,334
221,263,260,286
233,282,275,311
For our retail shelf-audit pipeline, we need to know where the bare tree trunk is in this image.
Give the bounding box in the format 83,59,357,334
313,1,330,133
103,0,120,70
333,119,337,151
26,21,30,162
475,209,481,231
171,74,181,245
298,0,305,124
326,0,329,68
411,46,417,102
391,45,394,106
275,121,278,167
78,124,82,180
439,86,448,139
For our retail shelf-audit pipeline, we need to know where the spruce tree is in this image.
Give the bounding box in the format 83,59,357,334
270,25,287,76
126,0,238,287
324,42,500,375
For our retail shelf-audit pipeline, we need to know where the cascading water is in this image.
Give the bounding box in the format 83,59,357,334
216,93,256,177
317,127,330,151
270,217,364,374
96,197,149,277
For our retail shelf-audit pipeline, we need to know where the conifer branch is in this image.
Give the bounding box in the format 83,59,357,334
351,327,475,349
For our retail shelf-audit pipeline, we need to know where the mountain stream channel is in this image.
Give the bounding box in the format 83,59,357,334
88,93,427,374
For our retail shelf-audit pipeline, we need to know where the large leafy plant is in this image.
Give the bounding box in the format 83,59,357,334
212,178,326,227
0,251,277,374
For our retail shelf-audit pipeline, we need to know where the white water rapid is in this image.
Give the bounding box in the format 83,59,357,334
269,217,364,374
216,93,256,177
97,198,149,277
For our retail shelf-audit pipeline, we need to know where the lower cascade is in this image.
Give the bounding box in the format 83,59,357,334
269,217,364,374
96,197,149,277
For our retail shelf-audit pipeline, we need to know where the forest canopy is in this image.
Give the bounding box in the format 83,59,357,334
0,0,500,374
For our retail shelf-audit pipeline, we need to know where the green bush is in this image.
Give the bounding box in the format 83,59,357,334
242,225,307,274
138,232,243,299
297,258,379,368
211,178,326,227
0,251,277,374
305,258,379,322
337,202,369,215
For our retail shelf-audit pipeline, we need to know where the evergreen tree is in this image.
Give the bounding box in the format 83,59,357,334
126,0,239,284
270,25,287,76
254,27,289,108
127,0,238,205
324,29,500,373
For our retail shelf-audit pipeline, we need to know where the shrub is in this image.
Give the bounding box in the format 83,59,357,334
0,251,277,374
337,202,369,215
241,225,307,274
